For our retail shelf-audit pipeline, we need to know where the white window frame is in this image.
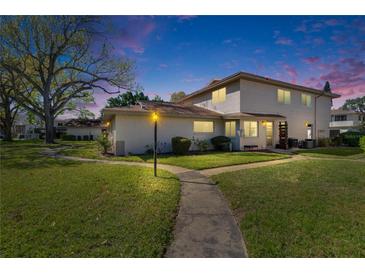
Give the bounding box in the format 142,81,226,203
243,121,258,137
193,121,214,133
212,87,226,104
225,121,236,137
277,89,291,104
301,93,312,107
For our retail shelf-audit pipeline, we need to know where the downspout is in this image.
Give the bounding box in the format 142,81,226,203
314,91,325,141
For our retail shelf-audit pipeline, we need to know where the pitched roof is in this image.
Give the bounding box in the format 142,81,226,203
64,119,102,128
178,71,341,103
103,101,222,119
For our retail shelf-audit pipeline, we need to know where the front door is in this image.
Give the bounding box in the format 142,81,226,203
266,122,273,147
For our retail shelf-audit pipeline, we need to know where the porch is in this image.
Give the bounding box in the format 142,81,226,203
223,112,287,151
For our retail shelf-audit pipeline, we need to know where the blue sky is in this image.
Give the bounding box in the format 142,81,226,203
89,16,365,115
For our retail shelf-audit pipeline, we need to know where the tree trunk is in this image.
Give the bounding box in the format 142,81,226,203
44,96,55,144
2,98,13,141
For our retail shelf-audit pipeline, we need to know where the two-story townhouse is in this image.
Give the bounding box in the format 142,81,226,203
103,71,340,156
329,109,365,136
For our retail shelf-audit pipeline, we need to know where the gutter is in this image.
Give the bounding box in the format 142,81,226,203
314,91,325,140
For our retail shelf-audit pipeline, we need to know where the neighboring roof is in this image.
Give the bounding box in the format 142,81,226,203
330,108,363,115
64,119,103,128
223,112,286,119
178,71,341,103
103,101,222,119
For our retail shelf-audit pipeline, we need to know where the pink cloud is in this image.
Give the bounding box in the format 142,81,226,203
275,37,293,46
113,18,156,54
303,56,320,64
283,64,298,84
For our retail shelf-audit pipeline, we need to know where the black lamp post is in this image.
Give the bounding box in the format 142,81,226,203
152,112,159,176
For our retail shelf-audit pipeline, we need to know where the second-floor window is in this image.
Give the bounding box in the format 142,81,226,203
277,89,291,104
301,93,312,107
193,121,214,133
212,87,226,104
225,121,236,137
243,121,258,137
334,115,347,121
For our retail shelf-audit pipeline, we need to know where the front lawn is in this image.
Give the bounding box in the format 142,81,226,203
0,142,180,257
59,141,289,170
213,159,365,257
295,147,364,158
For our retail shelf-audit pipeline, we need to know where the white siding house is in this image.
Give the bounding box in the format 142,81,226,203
103,71,340,155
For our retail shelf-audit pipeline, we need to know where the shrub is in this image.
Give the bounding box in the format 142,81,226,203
360,136,365,152
62,135,76,141
330,135,343,146
211,136,231,151
318,138,331,147
83,135,89,141
341,132,365,147
171,136,191,155
193,138,209,152
97,133,111,154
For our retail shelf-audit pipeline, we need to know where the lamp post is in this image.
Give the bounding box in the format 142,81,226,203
152,112,159,177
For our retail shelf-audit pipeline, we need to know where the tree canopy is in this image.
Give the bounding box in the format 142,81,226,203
323,81,331,93
106,89,149,108
170,91,186,102
342,96,365,113
0,16,135,143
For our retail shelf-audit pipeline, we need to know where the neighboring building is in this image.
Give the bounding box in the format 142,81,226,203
58,119,103,140
103,71,340,155
10,112,40,140
329,109,365,136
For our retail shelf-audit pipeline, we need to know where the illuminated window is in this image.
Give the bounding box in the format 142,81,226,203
277,89,291,104
225,121,236,137
212,87,226,104
193,121,214,133
301,93,312,107
243,121,258,137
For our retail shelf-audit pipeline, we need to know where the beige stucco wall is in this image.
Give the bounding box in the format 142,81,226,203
182,81,241,114
110,114,224,155
66,127,102,139
239,79,332,140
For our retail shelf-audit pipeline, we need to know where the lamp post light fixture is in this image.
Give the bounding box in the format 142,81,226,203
152,112,159,177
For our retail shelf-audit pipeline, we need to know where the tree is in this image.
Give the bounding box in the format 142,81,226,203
151,95,163,102
342,96,365,113
0,16,134,143
323,81,331,93
78,108,95,120
106,89,149,107
170,91,186,102
0,67,21,141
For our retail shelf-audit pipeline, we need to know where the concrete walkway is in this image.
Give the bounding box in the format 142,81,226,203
200,155,305,176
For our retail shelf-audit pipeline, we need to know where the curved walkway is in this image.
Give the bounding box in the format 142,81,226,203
44,149,305,258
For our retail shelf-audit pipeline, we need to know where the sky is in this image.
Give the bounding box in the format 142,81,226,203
87,16,365,116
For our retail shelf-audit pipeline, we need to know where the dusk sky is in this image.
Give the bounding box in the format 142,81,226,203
89,16,365,116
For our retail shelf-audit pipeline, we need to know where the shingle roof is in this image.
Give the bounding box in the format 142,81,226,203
178,71,341,103
64,119,102,128
103,101,222,118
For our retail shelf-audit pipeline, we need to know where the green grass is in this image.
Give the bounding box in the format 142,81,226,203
296,147,364,158
59,141,289,170
213,159,365,257
0,142,180,257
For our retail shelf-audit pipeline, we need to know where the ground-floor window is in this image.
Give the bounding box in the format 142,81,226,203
225,121,236,137
193,121,214,133
243,121,258,137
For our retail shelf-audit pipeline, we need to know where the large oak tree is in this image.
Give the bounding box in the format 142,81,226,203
0,16,134,143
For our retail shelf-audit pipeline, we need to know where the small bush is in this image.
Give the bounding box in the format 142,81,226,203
360,136,365,152
172,136,191,155
211,136,231,151
193,138,209,152
318,138,331,147
97,133,111,154
83,135,89,141
341,132,365,147
62,135,76,141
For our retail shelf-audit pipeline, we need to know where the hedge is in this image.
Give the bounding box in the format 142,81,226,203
341,132,365,147
211,135,231,151
171,136,191,155
360,136,365,152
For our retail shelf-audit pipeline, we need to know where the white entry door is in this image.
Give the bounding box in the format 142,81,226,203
266,122,273,147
